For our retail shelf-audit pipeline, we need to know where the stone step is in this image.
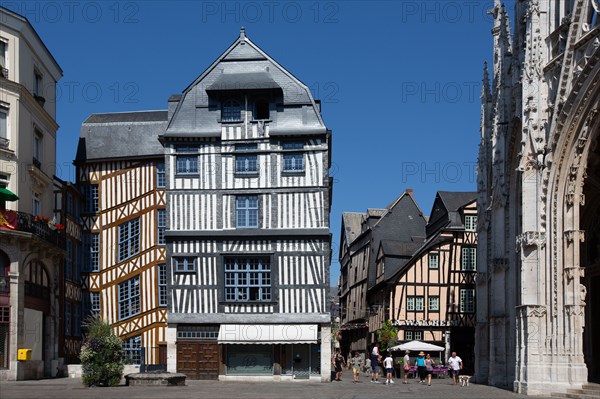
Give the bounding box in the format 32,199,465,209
567,388,600,397
551,390,600,399
582,384,600,392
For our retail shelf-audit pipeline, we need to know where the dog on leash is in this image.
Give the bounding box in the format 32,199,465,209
459,375,472,386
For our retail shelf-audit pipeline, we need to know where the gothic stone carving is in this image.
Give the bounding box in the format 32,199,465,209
564,229,585,243
516,231,546,251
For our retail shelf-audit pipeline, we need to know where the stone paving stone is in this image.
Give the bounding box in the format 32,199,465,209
0,376,557,399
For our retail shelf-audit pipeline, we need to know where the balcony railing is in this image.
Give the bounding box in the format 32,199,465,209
0,210,65,248
0,137,8,149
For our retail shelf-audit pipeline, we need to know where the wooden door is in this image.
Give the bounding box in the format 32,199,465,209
177,341,220,380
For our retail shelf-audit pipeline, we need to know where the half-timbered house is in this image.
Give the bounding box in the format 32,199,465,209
53,177,84,365
75,111,168,368
389,192,477,373
162,29,333,381
338,190,426,356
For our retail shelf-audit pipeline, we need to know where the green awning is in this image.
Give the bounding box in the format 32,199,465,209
0,187,19,201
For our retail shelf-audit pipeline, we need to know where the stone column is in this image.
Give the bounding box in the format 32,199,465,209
166,324,177,373
320,324,331,382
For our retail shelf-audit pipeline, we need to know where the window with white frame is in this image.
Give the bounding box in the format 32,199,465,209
0,107,7,142
405,330,422,340
157,209,166,245
173,257,196,273
33,128,42,164
118,275,140,320
122,335,142,364
90,292,100,315
83,233,99,272
158,264,167,307
282,141,305,173
459,288,475,313
406,296,424,311
222,99,241,122
32,192,41,215
83,185,98,214
118,218,140,262
428,296,440,311
235,144,258,174
176,155,198,175
461,246,477,271
465,215,477,231
224,256,271,302
428,253,439,269
156,162,165,188
236,195,258,228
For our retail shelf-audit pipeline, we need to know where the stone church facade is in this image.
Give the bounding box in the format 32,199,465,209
477,0,599,395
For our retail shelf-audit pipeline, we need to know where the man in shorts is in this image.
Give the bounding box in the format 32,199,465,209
447,351,462,385
383,352,395,384
371,344,380,383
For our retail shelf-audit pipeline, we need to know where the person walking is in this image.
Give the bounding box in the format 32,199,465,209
364,356,372,376
448,351,463,385
383,352,394,384
370,344,380,383
351,352,364,384
334,351,344,381
402,350,410,384
415,351,427,384
424,353,436,386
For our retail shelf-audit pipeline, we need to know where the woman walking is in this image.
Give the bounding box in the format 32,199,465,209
402,351,410,384
415,351,427,384
424,353,436,386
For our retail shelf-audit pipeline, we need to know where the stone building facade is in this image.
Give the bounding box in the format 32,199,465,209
0,5,64,380
477,0,600,394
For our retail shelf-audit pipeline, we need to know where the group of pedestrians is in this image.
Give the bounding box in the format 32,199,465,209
333,345,464,387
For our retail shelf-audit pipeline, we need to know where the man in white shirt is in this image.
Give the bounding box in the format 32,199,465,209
383,352,395,384
447,352,462,385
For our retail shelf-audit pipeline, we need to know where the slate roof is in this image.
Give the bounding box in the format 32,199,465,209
379,240,423,258
207,72,281,91
437,191,477,213
341,212,364,245
163,29,326,138
76,111,167,162
83,110,167,124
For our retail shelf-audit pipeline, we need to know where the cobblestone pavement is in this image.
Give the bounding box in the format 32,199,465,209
0,375,556,399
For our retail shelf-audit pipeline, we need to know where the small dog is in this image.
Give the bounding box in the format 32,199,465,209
459,375,472,387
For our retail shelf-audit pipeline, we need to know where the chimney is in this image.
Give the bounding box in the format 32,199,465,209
406,188,414,197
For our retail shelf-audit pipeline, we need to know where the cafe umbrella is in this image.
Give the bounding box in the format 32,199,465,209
0,187,19,202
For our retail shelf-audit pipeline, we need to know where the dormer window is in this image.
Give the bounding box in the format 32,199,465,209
254,98,269,120
222,99,241,122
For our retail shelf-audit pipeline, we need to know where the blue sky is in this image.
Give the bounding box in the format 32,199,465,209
6,0,504,285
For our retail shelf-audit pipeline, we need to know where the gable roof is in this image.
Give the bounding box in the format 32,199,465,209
341,212,364,245
76,111,167,162
437,191,477,213
164,28,326,137
426,191,476,236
